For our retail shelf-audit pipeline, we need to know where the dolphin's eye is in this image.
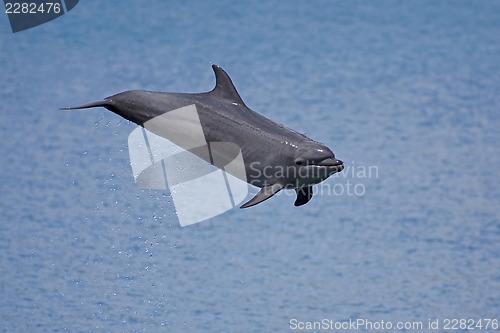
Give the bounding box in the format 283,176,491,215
295,158,305,166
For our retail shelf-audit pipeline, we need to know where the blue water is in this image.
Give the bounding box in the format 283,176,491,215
1,1,499,332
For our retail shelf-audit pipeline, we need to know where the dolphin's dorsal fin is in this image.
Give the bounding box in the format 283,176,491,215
209,65,246,106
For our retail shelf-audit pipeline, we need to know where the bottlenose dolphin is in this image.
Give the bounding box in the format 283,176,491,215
64,65,344,208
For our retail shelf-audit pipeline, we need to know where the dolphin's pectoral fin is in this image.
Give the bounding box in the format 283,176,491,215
294,186,313,206
240,183,284,208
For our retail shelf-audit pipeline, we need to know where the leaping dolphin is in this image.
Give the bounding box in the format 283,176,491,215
64,65,344,208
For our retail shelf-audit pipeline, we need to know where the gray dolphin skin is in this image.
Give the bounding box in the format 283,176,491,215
64,65,344,208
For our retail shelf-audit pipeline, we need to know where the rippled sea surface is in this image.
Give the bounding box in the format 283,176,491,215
1,1,499,332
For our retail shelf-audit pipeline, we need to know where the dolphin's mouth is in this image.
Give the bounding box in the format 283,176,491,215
317,158,344,172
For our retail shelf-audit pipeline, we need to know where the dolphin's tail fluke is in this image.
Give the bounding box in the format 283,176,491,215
60,100,113,110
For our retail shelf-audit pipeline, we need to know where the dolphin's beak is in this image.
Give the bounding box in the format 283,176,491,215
318,158,344,171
